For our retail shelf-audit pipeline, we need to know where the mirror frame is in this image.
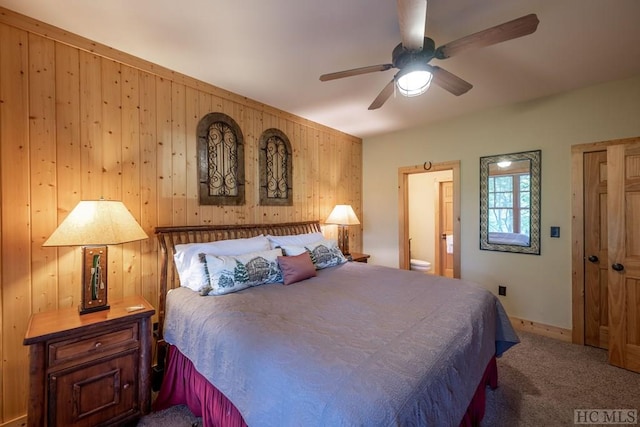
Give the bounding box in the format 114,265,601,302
480,149,541,255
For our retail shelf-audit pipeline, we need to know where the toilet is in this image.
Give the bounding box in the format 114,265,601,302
410,258,432,274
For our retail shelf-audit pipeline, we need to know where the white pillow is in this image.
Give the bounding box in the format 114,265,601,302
200,248,284,295
174,235,271,292
281,239,347,270
267,232,324,249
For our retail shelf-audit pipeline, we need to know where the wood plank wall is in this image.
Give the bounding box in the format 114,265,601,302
0,7,363,423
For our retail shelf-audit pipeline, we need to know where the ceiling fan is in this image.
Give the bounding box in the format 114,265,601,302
319,0,539,110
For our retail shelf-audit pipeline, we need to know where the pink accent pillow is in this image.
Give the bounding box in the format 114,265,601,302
277,252,316,285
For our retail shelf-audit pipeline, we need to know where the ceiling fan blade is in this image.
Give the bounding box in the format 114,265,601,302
368,79,395,110
397,0,428,51
430,66,473,96
436,14,539,59
320,64,394,82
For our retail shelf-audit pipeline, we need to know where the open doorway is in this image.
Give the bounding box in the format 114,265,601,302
408,171,454,277
398,161,460,278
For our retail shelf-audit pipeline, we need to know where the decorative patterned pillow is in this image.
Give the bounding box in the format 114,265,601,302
281,239,347,270
200,248,284,296
277,252,316,285
173,235,271,292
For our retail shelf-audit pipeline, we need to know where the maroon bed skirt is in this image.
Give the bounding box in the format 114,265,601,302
154,345,498,427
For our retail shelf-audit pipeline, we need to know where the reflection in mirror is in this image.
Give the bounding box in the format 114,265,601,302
480,150,541,254
487,159,531,246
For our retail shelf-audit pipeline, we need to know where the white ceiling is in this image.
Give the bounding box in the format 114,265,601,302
2,0,640,138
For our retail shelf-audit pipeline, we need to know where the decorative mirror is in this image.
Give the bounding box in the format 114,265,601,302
480,150,541,254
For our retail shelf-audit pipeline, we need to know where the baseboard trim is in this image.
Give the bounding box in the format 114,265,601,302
509,316,572,343
0,415,26,427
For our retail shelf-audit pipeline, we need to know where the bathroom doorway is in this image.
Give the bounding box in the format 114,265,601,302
398,161,460,278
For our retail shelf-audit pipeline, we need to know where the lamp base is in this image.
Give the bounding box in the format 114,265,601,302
337,225,350,256
80,246,109,315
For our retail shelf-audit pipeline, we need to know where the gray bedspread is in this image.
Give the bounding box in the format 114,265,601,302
164,262,518,427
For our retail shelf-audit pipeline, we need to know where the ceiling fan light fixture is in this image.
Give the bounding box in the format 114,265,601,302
396,69,433,97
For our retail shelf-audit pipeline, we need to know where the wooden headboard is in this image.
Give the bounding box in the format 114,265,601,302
155,221,322,337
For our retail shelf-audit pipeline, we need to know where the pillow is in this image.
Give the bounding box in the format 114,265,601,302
267,232,324,249
277,252,316,285
174,235,271,292
200,248,284,296
281,239,347,270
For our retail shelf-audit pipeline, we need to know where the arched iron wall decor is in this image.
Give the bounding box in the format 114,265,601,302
259,128,293,206
480,149,541,254
197,112,245,206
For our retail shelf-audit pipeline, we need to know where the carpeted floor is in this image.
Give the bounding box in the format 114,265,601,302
136,403,201,426
138,331,640,426
483,331,640,426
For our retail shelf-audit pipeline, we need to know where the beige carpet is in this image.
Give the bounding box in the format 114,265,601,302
136,403,201,426
483,331,640,426
138,331,640,426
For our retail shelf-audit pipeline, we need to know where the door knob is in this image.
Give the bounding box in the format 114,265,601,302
587,255,599,263
612,263,624,272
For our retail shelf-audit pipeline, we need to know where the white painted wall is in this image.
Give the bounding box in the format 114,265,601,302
408,170,452,267
362,74,640,329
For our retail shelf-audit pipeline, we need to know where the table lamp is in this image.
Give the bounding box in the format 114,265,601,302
325,204,360,255
43,200,148,314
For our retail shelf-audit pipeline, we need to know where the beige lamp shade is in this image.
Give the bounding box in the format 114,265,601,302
325,204,360,225
43,200,148,246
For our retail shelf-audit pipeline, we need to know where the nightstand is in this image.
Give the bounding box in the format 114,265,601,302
23,295,155,427
349,252,370,263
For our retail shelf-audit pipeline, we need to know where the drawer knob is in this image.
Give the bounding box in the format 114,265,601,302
94,342,102,348
123,383,131,390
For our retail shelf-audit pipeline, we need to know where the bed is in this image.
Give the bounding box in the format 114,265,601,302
152,221,518,426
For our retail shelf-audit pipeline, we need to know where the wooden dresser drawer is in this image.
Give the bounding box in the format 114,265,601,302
48,324,139,368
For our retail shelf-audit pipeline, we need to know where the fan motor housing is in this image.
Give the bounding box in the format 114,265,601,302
392,37,436,69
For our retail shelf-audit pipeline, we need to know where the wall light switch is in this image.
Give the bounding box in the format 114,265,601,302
550,226,560,238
